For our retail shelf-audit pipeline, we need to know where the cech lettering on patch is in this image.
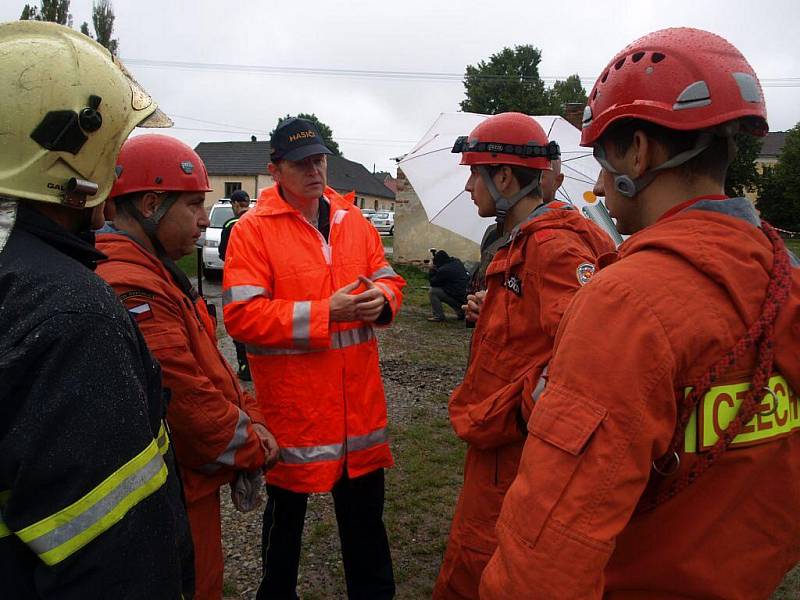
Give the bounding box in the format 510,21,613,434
682,374,799,453
119,289,156,302
576,262,596,286
504,275,522,296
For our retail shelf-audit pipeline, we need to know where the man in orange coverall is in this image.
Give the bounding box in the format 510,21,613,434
481,28,800,600
96,134,279,600
222,117,405,599
433,113,614,599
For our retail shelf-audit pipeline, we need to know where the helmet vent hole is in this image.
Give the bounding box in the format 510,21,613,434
592,88,598,101
614,58,626,70
632,52,645,63
601,71,609,84
652,52,666,63
155,177,163,184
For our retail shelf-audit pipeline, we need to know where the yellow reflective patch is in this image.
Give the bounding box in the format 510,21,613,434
0,489,11,538
17,436,167,566
684,374,799,453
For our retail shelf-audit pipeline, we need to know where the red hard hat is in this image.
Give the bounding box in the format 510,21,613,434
580,28,768,147
110,134,212,198
453,112,558,170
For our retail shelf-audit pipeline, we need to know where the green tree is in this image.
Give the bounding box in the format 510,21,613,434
270,113,342,157
81,0,119,55
547,74,588,114
460,45,550,115
725,133,763,197
756,125,800,231
20,0,72,26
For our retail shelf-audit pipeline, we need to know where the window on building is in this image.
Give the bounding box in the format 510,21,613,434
373,199,378,210
224,182,242,198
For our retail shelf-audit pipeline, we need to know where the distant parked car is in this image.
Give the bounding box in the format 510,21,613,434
370,211,394,235
201,198,255,276
361,208,376,220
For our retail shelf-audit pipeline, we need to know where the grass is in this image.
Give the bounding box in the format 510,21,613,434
786,238,800,256
176,252,198,279
384,400,466,597
381,235,393,248
391,262,431,310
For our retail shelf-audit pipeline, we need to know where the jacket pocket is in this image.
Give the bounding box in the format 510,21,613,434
504,385,607,546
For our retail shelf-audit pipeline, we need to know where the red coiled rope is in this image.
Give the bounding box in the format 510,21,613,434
640,221,793,511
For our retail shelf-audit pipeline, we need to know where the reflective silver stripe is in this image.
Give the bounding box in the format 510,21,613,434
532,366,549,403
332,209,348,225
347,427,389,452
332,326,375,350
292,301,312,349
24,449,165,557
280,442,344,465
374,281,396,303
247,325,374,356
201,408,251,473
223,285,269,306
370,266,397,281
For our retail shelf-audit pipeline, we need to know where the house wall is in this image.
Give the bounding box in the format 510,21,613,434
205,174,274,210
393,168,479,264
352,194,394,211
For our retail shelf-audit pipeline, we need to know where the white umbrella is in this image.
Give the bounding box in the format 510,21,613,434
399,112,618,245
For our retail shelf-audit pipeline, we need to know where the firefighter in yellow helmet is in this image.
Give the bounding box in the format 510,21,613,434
0,21,194,598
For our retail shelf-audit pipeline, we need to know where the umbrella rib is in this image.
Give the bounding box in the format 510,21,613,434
429,190,466,222
560,153,594,163
400,146,453,164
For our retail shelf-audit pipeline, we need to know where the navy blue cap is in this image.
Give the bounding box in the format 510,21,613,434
230,189,250,203
270,117,333,162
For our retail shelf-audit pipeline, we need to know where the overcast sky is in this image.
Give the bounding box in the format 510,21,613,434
3,0,799,174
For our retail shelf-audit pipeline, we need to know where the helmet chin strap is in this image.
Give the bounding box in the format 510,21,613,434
121,192,199,300
477,166,541,231
595,132,714,198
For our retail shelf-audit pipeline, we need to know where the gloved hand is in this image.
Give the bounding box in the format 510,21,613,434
231,470,263,513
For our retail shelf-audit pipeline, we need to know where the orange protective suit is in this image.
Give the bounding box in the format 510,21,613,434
222,185,405,494
433,201,614,599
97,231,268,600
480,196,800,599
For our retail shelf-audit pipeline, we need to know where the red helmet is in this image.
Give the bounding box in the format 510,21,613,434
110,134,212,198
580,28,768,147
453,112,558,170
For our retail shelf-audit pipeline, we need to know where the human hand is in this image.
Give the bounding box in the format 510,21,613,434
354,276,387,323
329,279,363,322
253,423,279,470
464,290,487,322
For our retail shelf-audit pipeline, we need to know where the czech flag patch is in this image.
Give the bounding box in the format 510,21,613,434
128,303,153,322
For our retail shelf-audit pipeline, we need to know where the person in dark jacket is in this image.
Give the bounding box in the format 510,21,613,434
219,189,253,379
218,189,251,261
0,21,194,598
428,250,469,322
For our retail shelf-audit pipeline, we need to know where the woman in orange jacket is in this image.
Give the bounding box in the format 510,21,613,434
97,135,279,600
433,113,614,599
481,28,800,600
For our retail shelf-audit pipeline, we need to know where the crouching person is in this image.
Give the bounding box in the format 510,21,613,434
96,134,279,600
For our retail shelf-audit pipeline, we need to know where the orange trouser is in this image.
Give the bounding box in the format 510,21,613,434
187,490,223,600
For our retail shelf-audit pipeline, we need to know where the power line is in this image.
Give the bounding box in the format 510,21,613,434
122,57,800,87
